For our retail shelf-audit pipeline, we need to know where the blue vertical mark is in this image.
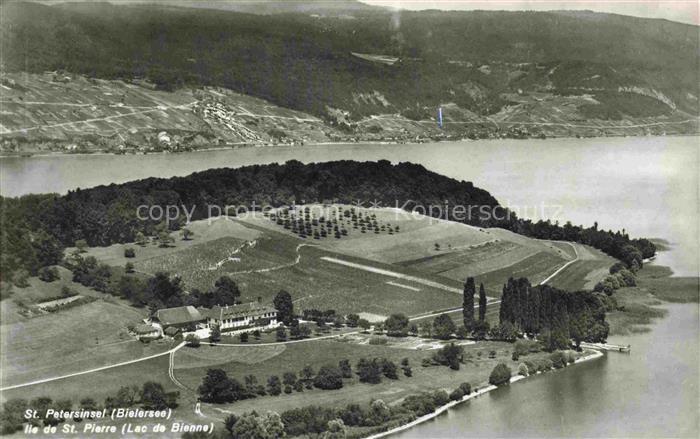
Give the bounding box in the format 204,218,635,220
438,106,443,128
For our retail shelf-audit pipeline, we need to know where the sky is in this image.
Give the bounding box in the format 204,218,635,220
361,1,700,25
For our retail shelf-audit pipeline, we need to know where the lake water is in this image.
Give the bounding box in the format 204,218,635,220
394,302,699,438
2,136,697,276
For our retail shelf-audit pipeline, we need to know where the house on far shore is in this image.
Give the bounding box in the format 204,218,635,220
206,302,278,332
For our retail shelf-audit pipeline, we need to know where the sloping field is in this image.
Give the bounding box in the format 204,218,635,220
322,208,495,263
82,218,260,267
136,234,300,292
0,300,169,387
231,244,464,317
244,206,576,294
547,243,617,291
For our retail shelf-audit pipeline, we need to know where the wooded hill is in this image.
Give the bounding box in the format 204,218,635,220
1,160,655,285
2,1,697,125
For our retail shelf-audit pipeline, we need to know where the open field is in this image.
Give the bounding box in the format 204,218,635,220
0,299,170,387
85,216,468,315
0,266,104,324
547,243,617,291
238,206,597,294
0,354,174,404
80,218,260,267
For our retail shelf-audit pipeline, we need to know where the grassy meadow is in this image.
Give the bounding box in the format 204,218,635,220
0,299,172,387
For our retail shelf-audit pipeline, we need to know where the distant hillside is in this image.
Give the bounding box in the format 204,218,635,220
0,2,697,151
38,0,381,15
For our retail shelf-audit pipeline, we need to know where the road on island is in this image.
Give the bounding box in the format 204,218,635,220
539,241,579,286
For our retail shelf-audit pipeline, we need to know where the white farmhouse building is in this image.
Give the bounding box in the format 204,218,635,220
149,302,279,338
205,302,278,332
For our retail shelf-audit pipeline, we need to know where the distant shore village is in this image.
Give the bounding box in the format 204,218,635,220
134,301,279,340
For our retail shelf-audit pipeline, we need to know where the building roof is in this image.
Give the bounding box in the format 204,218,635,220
164,326,181,336
154,306,204,326
207,302,277,321
134,324,158,334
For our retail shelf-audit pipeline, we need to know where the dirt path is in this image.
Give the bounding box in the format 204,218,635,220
320,256,463,294
539,242,579,285
224,243,317,275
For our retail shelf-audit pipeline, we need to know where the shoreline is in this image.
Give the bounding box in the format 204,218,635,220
1,133,698,160
365,349,605,439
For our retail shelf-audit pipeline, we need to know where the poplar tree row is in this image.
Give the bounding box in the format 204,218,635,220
498,277,609,350
462,277,488,332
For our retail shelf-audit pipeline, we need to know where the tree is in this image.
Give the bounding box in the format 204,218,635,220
276,326,287,342
518,363,530,376
492,321,516,342
321,419,347,439
338,359,352,378
381,359,399,379
550,351,568,369
180,228,194,241
157,231,174,248
185,334,200,347
314,365,344,390
239,332,249,343
224,414,239,436
300,365,315,389
267,376,282,396
124,247,136,258
124,262,135,273
358,319,371,332
79,397,98,412
262,411,285,439
1,399,29,434
471,319,489,340
432,313,456,340
38,266,60,282
478,283,487,322
455,325,469,339
141,382,176,410
210,325,221,343
135,232,148,246
75,239,88,253
356,358,382,384
230,412,283,439
345,313,360,327
115,385,139,407
211,276,240,305
384,313,409,336
488,363,512,386
282,372,297,386
273,290,294,325
12,269,29,288
463,277,475,331
432,343,464,370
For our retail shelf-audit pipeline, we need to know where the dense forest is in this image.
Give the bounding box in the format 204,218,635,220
0,160,654,286
498,277,609,350
1,2,697,121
